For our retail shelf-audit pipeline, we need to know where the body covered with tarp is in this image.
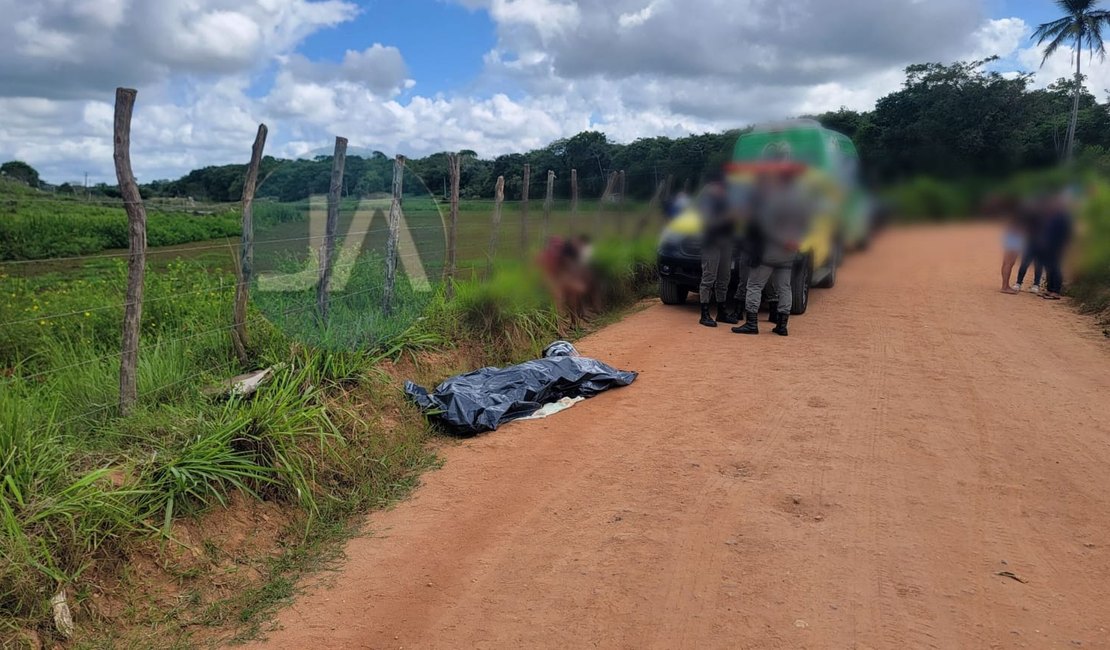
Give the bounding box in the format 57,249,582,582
404,342,637,436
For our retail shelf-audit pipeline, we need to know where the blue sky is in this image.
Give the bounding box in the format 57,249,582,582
297,0,497,97
1,0,1108,183
996,0,1055,27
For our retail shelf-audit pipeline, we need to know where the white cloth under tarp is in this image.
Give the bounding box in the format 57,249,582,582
517,397,586,421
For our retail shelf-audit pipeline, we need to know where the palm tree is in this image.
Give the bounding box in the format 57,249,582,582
1033,0,1110,163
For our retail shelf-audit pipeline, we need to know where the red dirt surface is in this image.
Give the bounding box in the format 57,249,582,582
250,223,1110,649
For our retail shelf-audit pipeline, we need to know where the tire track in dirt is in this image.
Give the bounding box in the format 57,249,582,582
249,223,1110,650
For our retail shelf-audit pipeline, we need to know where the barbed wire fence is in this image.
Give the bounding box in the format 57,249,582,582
2,86,687,431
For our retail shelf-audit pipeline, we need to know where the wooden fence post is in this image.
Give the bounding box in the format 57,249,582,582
113,87,147,416
383,155,406,315
595,171,619,236
520,163,531,251
542,170,555,240
487,175,505,277
617,169,627,234
444,152,461,300
232,123,268,365
317,136,347,322
570,168,579,234
637,178,668,238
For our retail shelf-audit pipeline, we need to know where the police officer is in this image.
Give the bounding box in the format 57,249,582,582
732,168,812,337
697,173,736,327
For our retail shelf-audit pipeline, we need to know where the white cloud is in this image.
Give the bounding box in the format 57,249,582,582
1017,40,1110,97
4,0,1088,186
473,0,582,42
969,17,1028,61
470,0,999,131
13,17,79,61
618,0,667,29
0,0,358,98
280,44,411,97
795,68,909,116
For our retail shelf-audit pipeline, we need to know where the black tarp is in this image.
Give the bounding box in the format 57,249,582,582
404,342,637,436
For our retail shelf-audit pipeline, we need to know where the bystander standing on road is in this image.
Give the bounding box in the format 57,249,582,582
1040,193,1074,301
1000,209,1024,295
1012,197,1046,294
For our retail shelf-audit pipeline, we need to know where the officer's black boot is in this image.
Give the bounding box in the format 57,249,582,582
773,313,789,337
732,311,760,335
716,302,739,325
767,302,780,324
699,303,717,328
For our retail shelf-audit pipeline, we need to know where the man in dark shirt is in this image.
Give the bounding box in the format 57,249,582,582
1041,194,1074,301
1013,197,1045,293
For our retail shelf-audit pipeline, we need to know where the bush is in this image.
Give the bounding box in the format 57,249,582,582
450,263,557,357
590,234,657,305
883,176,975,221
0,391,141,621
1071,178,1110,318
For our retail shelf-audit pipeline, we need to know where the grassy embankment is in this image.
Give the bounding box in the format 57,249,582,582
0,184,658,648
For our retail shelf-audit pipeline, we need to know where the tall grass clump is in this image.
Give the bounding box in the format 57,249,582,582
1072,178,1110,320
0,388,140,626
450,263,558,358
590,234,658,306
253,251,433,353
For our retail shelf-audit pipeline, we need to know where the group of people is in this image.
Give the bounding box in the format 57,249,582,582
697,167,815,337
1000,192,1075,300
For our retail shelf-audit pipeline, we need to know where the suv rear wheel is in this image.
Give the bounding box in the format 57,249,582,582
791,260,811,315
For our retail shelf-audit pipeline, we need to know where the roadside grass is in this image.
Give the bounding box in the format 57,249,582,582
1073,178,1110,331
0,221,659,647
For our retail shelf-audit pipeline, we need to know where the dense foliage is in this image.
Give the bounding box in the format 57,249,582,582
0,161,40,188
824,59,1110,182
126,130,739,204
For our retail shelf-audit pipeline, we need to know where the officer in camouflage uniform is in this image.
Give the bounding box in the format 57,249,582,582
732,169,813,337
697,174,736,327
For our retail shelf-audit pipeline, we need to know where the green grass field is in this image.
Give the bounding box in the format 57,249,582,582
0,180,245,262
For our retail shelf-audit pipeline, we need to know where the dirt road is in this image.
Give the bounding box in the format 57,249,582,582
253,224,1110,649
